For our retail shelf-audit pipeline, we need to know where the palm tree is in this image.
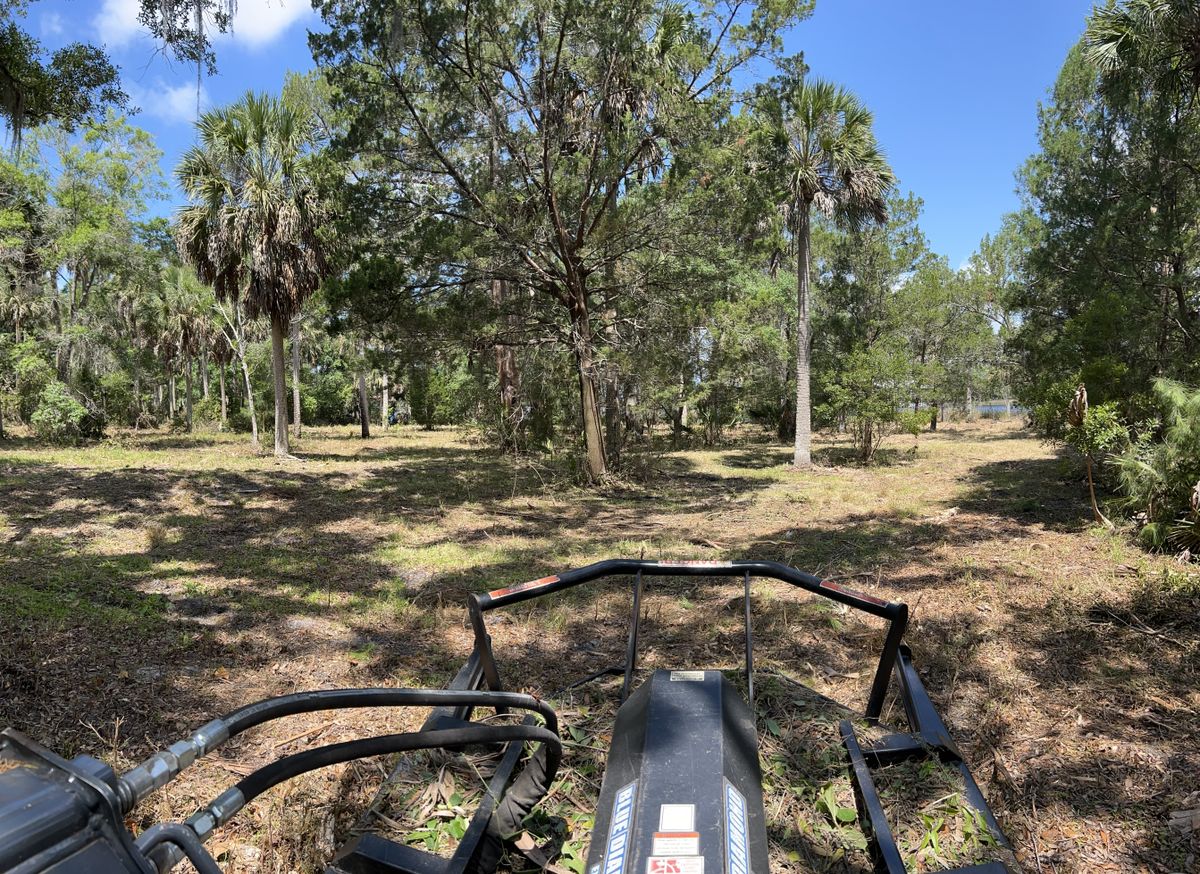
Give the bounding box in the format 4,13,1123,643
175,91,330,456
1086,0,1200,90
756,76,894,468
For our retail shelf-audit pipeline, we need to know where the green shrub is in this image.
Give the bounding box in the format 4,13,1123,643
409,360,477,428
14,345,54,422
1065,402,1127,459
30,381,87,443
227,407,253,433
1114,379,1200,555
307,369,355,424
98,371,135,425
820,343,913,462
896,410,927,439
192,396,223,427
1027,374,1077,440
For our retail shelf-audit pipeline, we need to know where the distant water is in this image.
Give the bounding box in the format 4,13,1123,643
975,403,1023,415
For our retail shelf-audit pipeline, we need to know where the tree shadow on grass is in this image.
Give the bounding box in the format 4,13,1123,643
955,450,1099,533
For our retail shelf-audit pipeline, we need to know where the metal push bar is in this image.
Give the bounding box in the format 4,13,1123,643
468,558,908,721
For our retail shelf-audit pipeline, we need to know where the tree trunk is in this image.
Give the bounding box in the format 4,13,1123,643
793,200,813,468
240,353,258,447
1086,455,1114,529
226,303,258,446
184,357,193,432
218,363,227,429
169,373,177,418
200,349,210,399
492,279,520,442
357,365,371,439
290,316,302,438
270,316,290,456
604,363,620,464
381,371,389,429
568,295,606,481
929,409,937,432
965,383,973,421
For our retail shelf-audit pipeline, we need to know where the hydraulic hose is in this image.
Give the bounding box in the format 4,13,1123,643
118,688,557,814
184,724,562,842
222,688,559,737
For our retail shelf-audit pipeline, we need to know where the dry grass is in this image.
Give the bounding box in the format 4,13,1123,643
0,420,1197,873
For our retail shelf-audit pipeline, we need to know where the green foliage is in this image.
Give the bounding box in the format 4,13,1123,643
192,396,223,427
896,410,927,440
1114,379,1200,553
0,14,129,148
408,360,477,430
1012,20,1200,426
1065,402,1127,459
1028,374,1080,441
96,371,135,425
12,342,53,420
820,342,913,462
30,381,87,442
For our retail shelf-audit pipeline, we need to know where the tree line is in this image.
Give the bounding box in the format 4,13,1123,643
1,0,1015,478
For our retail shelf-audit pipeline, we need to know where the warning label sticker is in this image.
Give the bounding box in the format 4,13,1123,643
647,858,703,874
652,833,699,856
669,671,705,682
656,560,733,570
487,575,560,599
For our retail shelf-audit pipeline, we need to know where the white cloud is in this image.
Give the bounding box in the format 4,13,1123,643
93,0,313,53
129,79,211,125
93,0,142,48
41,12,65,37
221,0,315,48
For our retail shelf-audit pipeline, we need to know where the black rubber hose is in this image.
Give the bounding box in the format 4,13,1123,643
230,724,561,811
222,689,558,738
135,823,224,874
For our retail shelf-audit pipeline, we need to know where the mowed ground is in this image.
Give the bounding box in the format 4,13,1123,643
0,420,1196,873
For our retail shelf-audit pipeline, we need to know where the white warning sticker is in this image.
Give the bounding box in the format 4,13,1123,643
659,804,695,832
652,833,700,856
669,671,705,682
647,858,703,874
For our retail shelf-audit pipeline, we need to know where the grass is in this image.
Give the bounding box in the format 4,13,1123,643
1,420,1197,873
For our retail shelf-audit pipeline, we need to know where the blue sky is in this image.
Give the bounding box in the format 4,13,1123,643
27,0,1094,266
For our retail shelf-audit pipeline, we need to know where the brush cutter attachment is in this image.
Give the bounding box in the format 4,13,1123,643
585,669,769,874
0,559,1012,874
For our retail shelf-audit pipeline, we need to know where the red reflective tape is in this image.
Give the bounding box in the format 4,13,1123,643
487,574,560,599
819,579,889,608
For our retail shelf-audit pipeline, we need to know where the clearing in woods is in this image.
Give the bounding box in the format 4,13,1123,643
0,420,1196,872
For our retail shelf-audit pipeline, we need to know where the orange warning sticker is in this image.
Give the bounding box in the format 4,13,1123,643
487,575,560,599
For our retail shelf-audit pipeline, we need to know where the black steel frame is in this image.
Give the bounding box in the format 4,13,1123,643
470,559,908,720
337,558,1011,874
